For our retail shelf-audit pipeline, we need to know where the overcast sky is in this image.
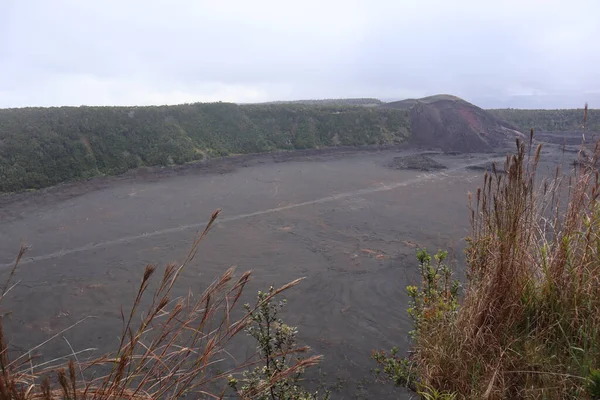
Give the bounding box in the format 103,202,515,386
1,0,599,109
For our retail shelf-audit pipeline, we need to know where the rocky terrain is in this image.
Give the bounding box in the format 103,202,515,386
387,154,447,171
383,95,524,152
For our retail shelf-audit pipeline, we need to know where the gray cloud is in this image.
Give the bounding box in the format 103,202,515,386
1,0,599,108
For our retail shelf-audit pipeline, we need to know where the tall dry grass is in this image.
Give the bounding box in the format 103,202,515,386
408,107,600,399
0,209,320,399
374,106,600,399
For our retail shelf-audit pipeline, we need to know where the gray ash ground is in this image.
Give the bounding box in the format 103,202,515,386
0,145,567,398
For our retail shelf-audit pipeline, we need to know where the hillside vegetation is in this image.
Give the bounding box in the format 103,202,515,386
257,98,383,106
489,108,600,132
5,95,598,194
0,103,410,192
382,94,465,110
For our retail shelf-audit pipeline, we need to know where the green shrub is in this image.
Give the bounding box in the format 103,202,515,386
228,286,329,400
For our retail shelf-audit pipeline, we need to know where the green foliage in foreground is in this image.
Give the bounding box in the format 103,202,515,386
373,249,460,399
489,108,600,132
0,103,410,192
229,287,329,400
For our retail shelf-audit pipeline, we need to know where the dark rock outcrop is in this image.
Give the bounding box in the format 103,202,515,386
382,95,523,153
387,154,447,171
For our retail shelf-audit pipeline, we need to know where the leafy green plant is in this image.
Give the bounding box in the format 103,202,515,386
407,249,460,337
229,287,329,400
372,347,416,388
372,249,459,394
587,369,600,399
417,384,457,400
